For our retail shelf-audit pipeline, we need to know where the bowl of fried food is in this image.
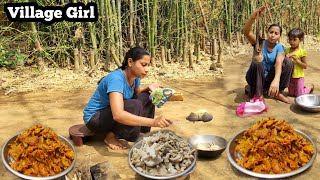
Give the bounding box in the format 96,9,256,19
295,94,320,112
188,134,227,158
1,125,76,180
227,117,317,179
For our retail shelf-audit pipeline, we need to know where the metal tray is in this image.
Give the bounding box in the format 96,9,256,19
2,134,76,180
227,129,317,179
128,130,196,180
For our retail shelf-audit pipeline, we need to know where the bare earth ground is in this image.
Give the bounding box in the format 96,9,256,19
0,45,319,179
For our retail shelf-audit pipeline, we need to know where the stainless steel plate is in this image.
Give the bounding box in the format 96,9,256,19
1,134,76,180
227,129,317,179
128,130,196,180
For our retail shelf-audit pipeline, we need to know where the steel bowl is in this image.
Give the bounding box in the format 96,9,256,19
1,134,76,180
295,94,320,112
227,129,317,179
188,135,227,158
128,130,197,180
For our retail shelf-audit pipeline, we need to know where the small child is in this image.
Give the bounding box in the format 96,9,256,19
285,28,313,97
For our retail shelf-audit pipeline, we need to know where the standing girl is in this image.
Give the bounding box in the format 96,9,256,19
286,28,314,96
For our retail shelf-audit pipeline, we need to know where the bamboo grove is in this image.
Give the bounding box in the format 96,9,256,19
0,0,319,70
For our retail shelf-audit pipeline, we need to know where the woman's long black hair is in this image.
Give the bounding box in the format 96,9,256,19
98,47,150,84
119,47,150,70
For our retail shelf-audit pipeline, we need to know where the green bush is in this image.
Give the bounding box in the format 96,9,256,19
0,47,26,67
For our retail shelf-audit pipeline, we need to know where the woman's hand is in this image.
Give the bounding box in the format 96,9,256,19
251,6,266,19
148,83,163,92
268,80,280,97
153,116,172,128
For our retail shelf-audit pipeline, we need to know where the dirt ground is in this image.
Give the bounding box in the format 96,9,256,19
0,49,319,180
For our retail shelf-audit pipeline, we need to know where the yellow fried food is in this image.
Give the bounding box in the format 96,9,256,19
235,117,314,174
8,125,74,177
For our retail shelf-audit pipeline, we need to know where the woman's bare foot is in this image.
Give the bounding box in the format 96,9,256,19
274,93,293,104
104,132,127,150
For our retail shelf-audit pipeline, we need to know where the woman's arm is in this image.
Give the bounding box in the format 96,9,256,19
243,6,265,45
109,91,171,127
135,86,149,94
274,53,284,82
110,92,153,126
268,53,285,97
135,83,163,94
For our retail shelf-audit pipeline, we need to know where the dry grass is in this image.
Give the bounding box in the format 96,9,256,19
1,38,318,96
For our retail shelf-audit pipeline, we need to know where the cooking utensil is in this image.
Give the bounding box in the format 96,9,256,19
227,129,317,179
2,134,76,180
188,134,227,158
295,94,320,112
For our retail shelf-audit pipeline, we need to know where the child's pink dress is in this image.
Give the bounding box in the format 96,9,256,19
288,78,312,97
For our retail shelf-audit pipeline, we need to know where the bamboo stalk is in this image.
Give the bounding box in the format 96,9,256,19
161,46,165,66
111,0,119,57
201,35,206,52
180,0,185,57
90,48,95,70
236,32,241,47
129,0,134,47
167,48,172,63
164,1,174,48
196,41,200,63
30,22,42,51
145,0,153,65
217,23,223,68
84,0,98,65
74,48,79,71
175,1,180,57
213,38,217,56
198,0,209,34
99,0,105,54
79,48,83,70
117,0,123,60
104,0,112,69
183,43,187,63
150,0,158,67
188,47,193,69
110,46,122,67
137,16,143,46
